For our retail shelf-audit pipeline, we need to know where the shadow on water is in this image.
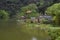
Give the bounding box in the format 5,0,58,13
0,20,32,40
0,20,50,40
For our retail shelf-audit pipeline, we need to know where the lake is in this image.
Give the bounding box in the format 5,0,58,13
0,20,51,40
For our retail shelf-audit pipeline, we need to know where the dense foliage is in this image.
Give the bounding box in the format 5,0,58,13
0,10,9,20
20,4,39,18
0,0,60,18
46,3,60,25
0,0,60,40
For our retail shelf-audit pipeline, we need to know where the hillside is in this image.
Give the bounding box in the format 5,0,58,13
0,0,60,18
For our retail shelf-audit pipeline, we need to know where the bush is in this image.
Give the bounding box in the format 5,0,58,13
48,29,60,40
55,36,60,40
46,3,60,25
20,4,39,18
0,10,9,20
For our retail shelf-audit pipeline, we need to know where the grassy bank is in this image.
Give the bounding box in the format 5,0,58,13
19,23,60,40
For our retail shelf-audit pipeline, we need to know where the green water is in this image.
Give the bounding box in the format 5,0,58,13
0,20,50,40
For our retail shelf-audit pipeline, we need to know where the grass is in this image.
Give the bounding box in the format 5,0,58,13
19,23,60,40
19,23,60,35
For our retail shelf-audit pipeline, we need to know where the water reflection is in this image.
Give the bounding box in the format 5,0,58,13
32,37,37,40
0,20,50,40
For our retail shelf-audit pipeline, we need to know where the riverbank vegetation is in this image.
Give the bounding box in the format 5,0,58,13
46,3,60,26
0,0,60,40
18,23,60,40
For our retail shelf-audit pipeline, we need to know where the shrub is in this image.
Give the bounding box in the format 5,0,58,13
20,4,39,18
55,36,60,40
0,10,9,20
46,3,60,25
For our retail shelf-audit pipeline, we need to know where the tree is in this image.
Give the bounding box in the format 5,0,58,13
0,10,9,20
46,3,60,25
20,4,39,18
